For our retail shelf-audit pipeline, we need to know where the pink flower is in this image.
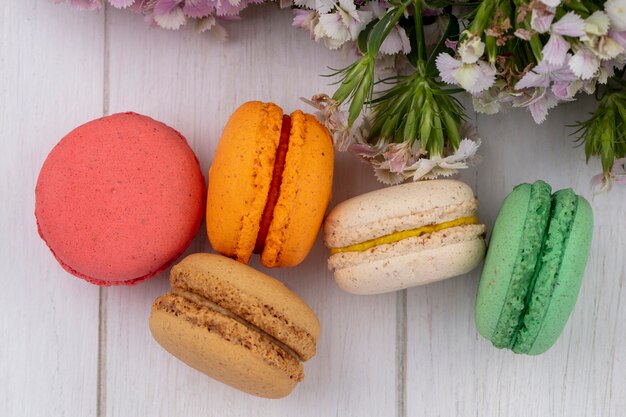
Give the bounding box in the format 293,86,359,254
542,12,585,66
152,2,187,29
183,0,216,17
383,142,416,173
531,8,554,33
292,9,318,37
516,58,577,92
512,88,560,123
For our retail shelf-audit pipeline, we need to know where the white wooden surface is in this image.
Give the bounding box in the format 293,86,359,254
1,1,624,416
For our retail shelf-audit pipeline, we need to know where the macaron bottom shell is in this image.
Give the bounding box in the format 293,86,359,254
334,239,486,295
150,295,302,399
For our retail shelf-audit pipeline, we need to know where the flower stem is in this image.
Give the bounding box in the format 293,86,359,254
413,0,427,75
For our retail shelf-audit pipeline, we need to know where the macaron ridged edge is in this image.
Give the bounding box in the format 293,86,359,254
488,181,552,349
511,189,579,353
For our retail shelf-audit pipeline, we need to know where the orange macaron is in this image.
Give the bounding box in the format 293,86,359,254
207,101,334,268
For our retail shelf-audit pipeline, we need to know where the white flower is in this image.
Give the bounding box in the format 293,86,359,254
373,160,406,185
583,11,610,38
315,0,335,14
406,138,481,181
569,47,601,79
606,0,626,31
379,26,411,55
594,36,624,59
458,35,485,64
472,87,502,114
313,0,372,49
436,53,496,94
294,0,316,8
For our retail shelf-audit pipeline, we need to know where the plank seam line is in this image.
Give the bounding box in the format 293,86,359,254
396,289,407,417
97,6,109,417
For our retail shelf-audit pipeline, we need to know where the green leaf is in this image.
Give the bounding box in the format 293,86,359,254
368,7,403,54
529,34,543,63
442,110,461,149
426,14,459,77
485,35,497,64
358,19,379,55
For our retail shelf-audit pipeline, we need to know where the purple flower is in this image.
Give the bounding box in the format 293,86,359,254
513,88,560,124
516,58,577,91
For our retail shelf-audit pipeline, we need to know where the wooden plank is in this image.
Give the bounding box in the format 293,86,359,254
0,1,104,416
103,5,398,416
406,99,626,416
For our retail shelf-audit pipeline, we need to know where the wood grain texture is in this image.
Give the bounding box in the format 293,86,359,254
103,5,397,416
406,101,626,417
3,2,626,416
0,2,104,417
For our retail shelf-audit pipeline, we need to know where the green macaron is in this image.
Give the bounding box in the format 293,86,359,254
475,180,593,355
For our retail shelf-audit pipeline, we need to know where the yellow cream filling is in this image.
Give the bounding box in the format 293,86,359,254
330,216,479,254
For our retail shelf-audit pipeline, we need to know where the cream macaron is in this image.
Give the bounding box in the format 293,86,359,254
323,180,486,294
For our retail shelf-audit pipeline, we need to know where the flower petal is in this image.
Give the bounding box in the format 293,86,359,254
458,36,485,64
516,69,548,90
183,0,215,17
606,0,626,32
539,0,560,7
531,9,554,33
154,5,187,29
551,11,585,37
109,0,135,8
542,34,569,66
569,48,601,79
584,11,610,37
436,53,462,85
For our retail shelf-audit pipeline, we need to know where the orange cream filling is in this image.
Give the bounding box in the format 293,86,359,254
329,216,479,254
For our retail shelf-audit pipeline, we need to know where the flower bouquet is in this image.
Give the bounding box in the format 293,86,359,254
54,0,626,190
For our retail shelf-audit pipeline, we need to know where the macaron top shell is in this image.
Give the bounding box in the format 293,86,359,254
324,179,477,248
207,102,283,264
35,113,205,285
170,253,320,360
476,181,552,348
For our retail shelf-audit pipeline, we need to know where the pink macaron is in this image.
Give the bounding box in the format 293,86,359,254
35,112,206,286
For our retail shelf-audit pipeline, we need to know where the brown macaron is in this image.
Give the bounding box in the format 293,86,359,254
149,253,321,398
